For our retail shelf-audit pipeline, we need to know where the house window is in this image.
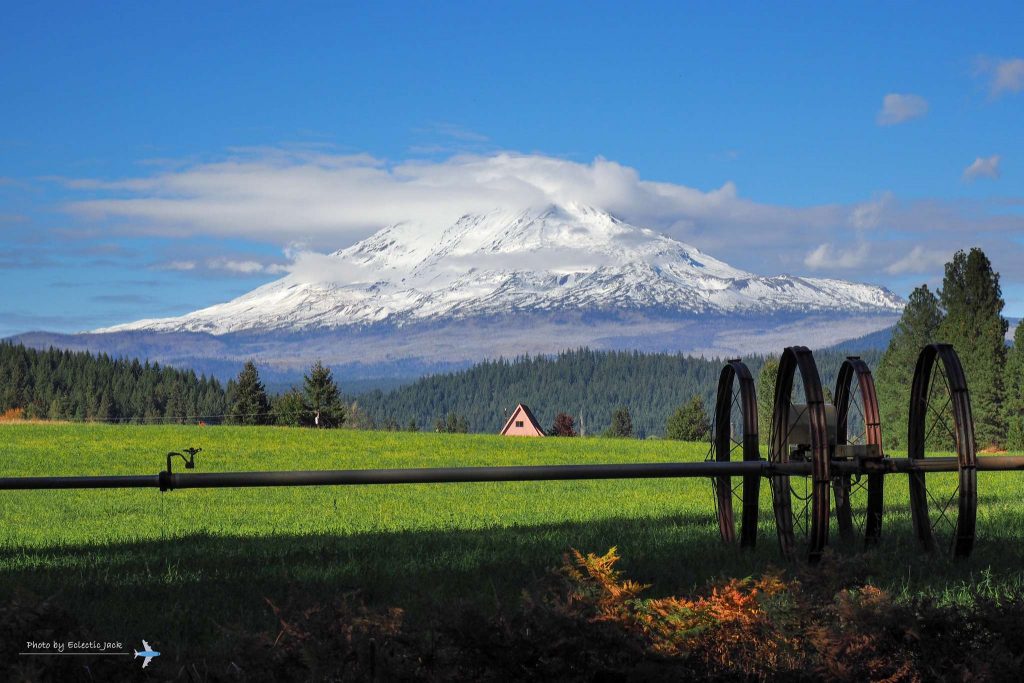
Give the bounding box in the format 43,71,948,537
515,420,524,428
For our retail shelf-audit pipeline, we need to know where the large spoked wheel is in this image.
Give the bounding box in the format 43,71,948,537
908,344,978,558
707,360,761,547
832,358,885,548
769,346,831,562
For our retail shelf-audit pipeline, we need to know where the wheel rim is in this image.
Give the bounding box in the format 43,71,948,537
707,360,761,547
769,347,831,562
832,358,885,548
907,344,978,558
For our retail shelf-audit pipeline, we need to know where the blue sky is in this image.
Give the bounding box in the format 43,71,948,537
2,0,1023,337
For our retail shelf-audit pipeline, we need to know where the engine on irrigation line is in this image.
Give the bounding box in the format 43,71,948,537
707,343,985,563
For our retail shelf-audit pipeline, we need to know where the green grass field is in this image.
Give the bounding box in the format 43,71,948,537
3,423,1024,668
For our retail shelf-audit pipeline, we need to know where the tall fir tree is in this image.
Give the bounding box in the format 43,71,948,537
605,406,633,438
757,356,780,441
875,285,943,450
228,360,271,425
165,381,187,423
1006,323,1024,451
303,360,345,428
937,248,1008,447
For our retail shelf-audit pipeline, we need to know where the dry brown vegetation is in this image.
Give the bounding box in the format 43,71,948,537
207,549,1024,681
7,547,1024,681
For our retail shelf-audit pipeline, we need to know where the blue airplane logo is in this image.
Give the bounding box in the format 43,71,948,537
133,640,160,669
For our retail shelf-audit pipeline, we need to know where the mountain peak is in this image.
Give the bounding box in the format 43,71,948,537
95,205,903,335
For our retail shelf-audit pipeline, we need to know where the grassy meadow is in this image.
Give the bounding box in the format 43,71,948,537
3,422,1024,671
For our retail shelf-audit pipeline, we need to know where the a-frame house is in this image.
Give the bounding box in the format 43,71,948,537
499,403,546,437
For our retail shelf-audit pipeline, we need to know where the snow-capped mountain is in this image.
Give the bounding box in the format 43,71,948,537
98,204,902,335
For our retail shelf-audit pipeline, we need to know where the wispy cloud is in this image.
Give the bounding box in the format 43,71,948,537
975,56,1024,97
886,246,951,275
58,149,1024,287
847,193,893,230
877,93,929,126
62,151,853,248
206,257,288,275
155,260,198,271
803,242,870,270
419,122,489,143
152,257,286,275
962,154,1001,181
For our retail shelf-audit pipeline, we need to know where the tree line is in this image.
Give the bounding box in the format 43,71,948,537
0,340,878,437
353,347,882,438
0,343,228,422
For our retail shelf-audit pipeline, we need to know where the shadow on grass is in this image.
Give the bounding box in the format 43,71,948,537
3,511,1024,670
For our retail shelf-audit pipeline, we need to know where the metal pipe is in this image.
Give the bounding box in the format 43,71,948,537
2,456,1023,492
976,456,1024,471
0,474,159,490
163,461,785,489
0,461,798,491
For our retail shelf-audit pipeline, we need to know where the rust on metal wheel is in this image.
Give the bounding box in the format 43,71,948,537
832,357,885,547
769,346,831,562
908,344,978,558
708,359,761,547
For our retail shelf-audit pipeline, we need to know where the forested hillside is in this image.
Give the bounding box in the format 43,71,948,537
0,343,228,422
353,347,883,438
0,341,890,435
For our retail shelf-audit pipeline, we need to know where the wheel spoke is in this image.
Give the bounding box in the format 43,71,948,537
925,481,959,538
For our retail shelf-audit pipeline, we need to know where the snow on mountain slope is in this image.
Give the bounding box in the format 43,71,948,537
97,203,903,335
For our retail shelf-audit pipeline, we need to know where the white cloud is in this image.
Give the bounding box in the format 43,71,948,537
59,149,1024,287
152,257,286,275
803,242,870,270
206,257,288,274
976,57,1024,97
65,151,851,253
877,93,929,126
156,260,197,271
885,246,950,275
962,155,1001,181
848,192,894,230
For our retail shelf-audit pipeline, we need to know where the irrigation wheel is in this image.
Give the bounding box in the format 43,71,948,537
907,344,978,558
832,357,885,548
768,346,831,562
707,360,761,547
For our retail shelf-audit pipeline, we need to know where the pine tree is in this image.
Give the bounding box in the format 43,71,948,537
49,396,63,421
165,381,187,424
1006,324,1024,451
937,248,1008,448
605,406,633,438
666,395,709,441
96,391,114,422
228,361,271,425
303,361,345,428
875,285,943,450
757,356,780,440
274,389,308,427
